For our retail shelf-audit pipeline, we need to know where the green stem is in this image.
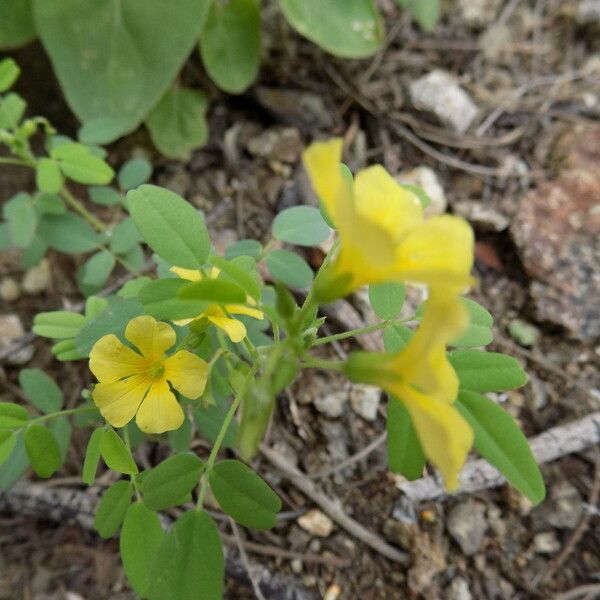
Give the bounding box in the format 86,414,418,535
313,317,413,347
29,405,98,426
61,187,107,233
0,157,29,167
123,427,141,501
300,356,344,371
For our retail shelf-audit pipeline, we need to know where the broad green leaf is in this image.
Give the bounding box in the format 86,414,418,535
82,427,103,485
118,277,153,299
33,0,211,138
369,282,405,321
24,425,61,478
39,212,100,253
120,502,165,598
128,185,210,269
78,117,124,145
387,399,425,479
138,279,207,321
50,142,114,185
209,459,281,529
383,323,413,352
148,510,224,600
272,206,330,247
449,350,528,392
109,218,142,255
93,480,133,538
0,403,29,428
0,0,35,48
452,298,494,348
0,58,20,92
192,401,239,450
266,249,313,288
48,416,71,464
89,186,122,206
34,193,65,215
33,310,86,339
3,192,36,248
397,0,440,31
52,339,85,361
75,297,144,355
120,243,146,271
0,433,29,491
0,92,26,128
118,158,152,191
225,239,262,260
145,87,209,159
456,390,545,503
77,250,116,296
19,369,64,414
278,0,383,58
141,454,204,511
21,236,47,268
209,255,261,300
168,416,192,453
35,159,63,194
0,431,17,465
179,278,247,304
100,428,138,475
200,0,260,94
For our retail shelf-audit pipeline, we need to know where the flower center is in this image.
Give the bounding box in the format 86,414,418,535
147,361,165,380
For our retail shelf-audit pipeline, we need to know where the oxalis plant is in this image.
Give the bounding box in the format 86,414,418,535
0,59,545,599
0,0,440,158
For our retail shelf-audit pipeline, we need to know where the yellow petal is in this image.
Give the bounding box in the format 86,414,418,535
207,315,247,343
92,374,151,428
164,350,209,399
397,385,473,490
170,266,202,282
394,215,474,288
125,315,176,361
89,334,145,383
136,378,184,434
354,165,423,241
225,304,264,320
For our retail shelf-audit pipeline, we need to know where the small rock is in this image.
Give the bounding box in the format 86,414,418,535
453,200,510,232
407,530,447,592
291,559,303,574
531,481,583,530
246,127,303,163
0,314,34,365
396,166,447,217
409,70,478,134
349,384,380,421
297,509,334,537
0,277,21,301
447,501,488,556
392,496,418,524
22,259,51,295
508,319,540,347
459,0,501,27
577,0,600,24
447,576,473,600
314,389,347,418
533,531,561,554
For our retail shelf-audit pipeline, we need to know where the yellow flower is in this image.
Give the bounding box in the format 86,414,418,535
170,266,264,343
89,316,208,434
345,290,474,489
302,139,474,300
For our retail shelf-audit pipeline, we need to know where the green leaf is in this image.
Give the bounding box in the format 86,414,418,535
0,403,29,428
82,428,103,485
24,425,61,478
179,278,247,304
383,323,413,353
0,0,35,49
452,298,494,348
33,310,86,339
278,0,383,58
120,502,165,598
33,0,211,139
0,431,17,465
39,212,100,253
200,0,260,94
93,480,133,538
35,159,64,194
272,206,330,247
266,249,313,288
209,255,261,300
148,510,224,600
0,433,29,491
118,158,152,191
145,87,209,159
77,250,116,296
128,185,210,269
168,415,192,453
52,339,85,361
141,454,204,511
0,93,26,128
397,0,440,31
78,117,124,145
75,297,144,355
100,428,138,475
369,282,405,321
449,350,528,392
0,58,20,92
209,459,281,529
34,193,65,215
3,192,36,248
109,218,142,255
192,401,239,449
456,390,545,503
225,239,262,260
50,142,114,185
397,183,431,209
138,279,208,321
19,369,64,414
48,416,71,464
386,399,426,480
89,186,122,206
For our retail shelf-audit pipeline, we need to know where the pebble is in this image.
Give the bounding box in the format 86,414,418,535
447,500,488,556
349,384,380,421
297,509,334,537
453,200,510,232
447,576,473,600
246,127,303,163
577,0,600,24
531,481,583,530
396,166,447,217
459,0,501,27
314,389,347,418
0,314,34,365
533,531,561,554
409,70,478,134
0,277,21,301
22,259,51,295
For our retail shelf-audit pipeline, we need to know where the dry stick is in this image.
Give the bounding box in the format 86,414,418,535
259,444,410,565
396,412,600,502
0,481,317,600
229,518,267,600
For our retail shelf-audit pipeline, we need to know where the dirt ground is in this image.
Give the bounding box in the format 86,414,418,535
1,1,600,599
